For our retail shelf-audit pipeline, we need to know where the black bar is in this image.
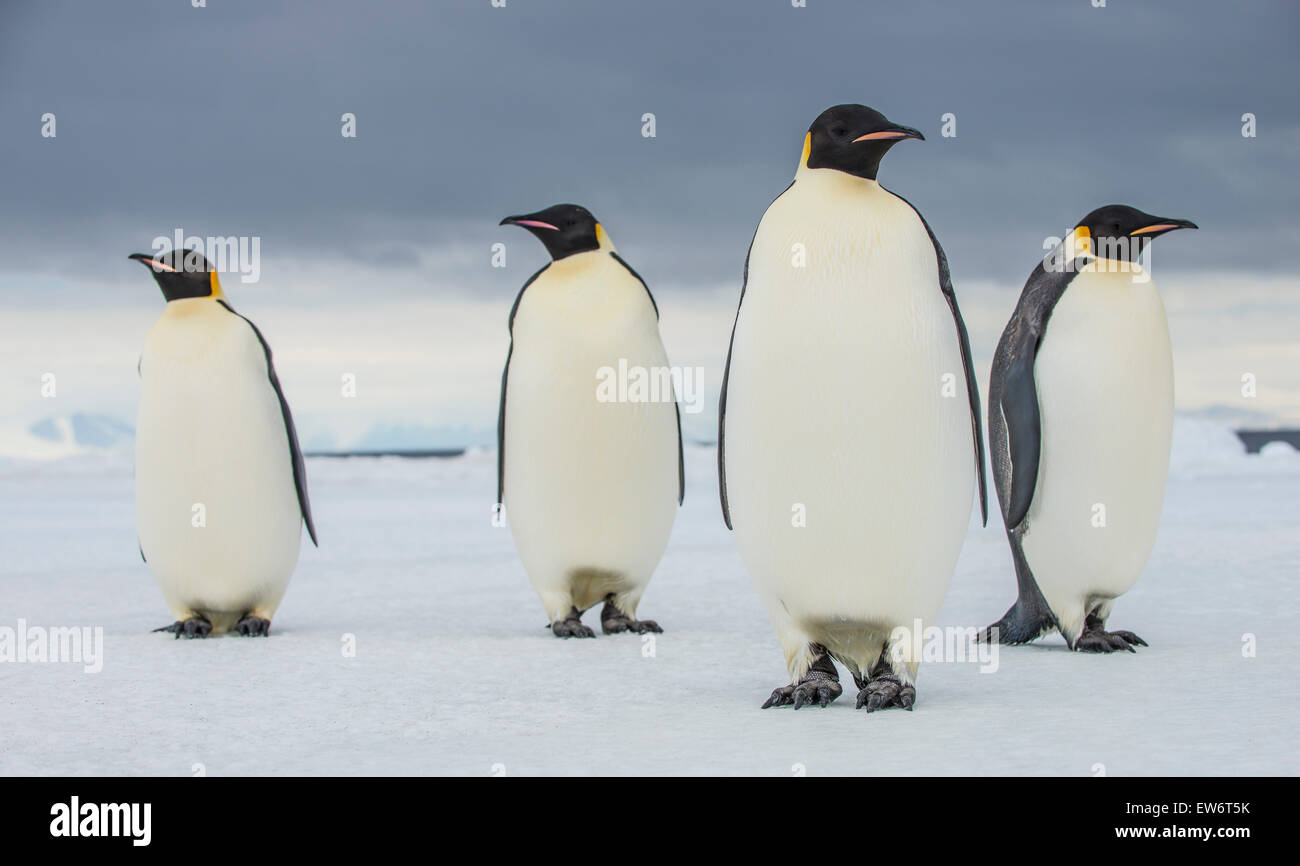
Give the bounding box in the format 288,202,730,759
2,777,1282,850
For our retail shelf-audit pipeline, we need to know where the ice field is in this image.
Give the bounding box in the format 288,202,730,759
1,417,1297,776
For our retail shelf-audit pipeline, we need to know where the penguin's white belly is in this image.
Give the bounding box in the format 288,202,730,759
135,301,302,632
725,176,974,652
1021,268,1173,630
504,253,678,619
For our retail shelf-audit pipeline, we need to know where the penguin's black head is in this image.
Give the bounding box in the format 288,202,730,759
805,104,924,180
1075,205,1198,262
128,249,221,301
500,204,603,261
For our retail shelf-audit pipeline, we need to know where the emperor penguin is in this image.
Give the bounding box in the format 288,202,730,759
983,205,1197,652
498,204,683,638
130,249,316,638
719,105,987,711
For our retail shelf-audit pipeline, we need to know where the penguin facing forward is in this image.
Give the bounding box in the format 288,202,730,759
719,105,987,711
983,205,1196,652
131,249,316,638
498,204,682,638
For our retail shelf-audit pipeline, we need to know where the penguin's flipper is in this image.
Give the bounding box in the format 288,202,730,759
215,301,317,547
999,340,1042,530
885,190,988,526
498,265,549,506
610,252,684,505
717,329,736,529
673,401,684,506
983,256,1085,644
719,180,797,530
988,257,1081,531
496,343,512,507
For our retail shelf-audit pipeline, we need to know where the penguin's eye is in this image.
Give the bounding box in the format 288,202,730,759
832,126,847,138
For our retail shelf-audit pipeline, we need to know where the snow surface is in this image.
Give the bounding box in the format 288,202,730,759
1,417,1297,776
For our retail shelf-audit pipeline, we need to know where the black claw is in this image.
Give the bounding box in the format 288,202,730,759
234,616,271,637
155,616,211,639
1076,626,1145,654
761,687,793,709
600,605,663,635
856,675,910,713
765,660,842,711
551,611,596,639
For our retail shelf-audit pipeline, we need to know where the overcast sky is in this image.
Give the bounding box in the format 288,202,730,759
1,0,1297,451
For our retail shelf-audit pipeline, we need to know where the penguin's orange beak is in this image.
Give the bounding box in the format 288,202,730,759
500,217,559,231
853,126,924,143
128,253,176,271
1130,219,1198,236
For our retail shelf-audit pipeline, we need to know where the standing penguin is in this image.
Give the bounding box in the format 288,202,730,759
719,105,987,711
131,249,316,638
984,205,1196,652
498,204,682,637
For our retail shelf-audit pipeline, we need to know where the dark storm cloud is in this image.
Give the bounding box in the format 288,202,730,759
1,0,1296,297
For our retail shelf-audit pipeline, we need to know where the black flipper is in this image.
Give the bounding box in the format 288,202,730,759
497,265,549,506
984,249,1087,642
216,300,317,546
1001,338,1041,529
139,541,146,563
885,189,988,526
611,252,683,505
719,180,796,530
988,257,1082,532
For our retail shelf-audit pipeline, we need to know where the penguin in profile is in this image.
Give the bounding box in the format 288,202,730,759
131,248,316,638
719,105,987,711
498,204,682,637
983,205,1196,652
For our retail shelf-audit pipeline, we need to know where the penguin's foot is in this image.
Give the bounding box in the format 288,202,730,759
234,616,271,637
599,598,662,635
855,675,915,712
761,653,841,709
854,656,915,712
1076,611,1149,650
550,608,596,639
1075,616,1146,653
153,616,212,640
